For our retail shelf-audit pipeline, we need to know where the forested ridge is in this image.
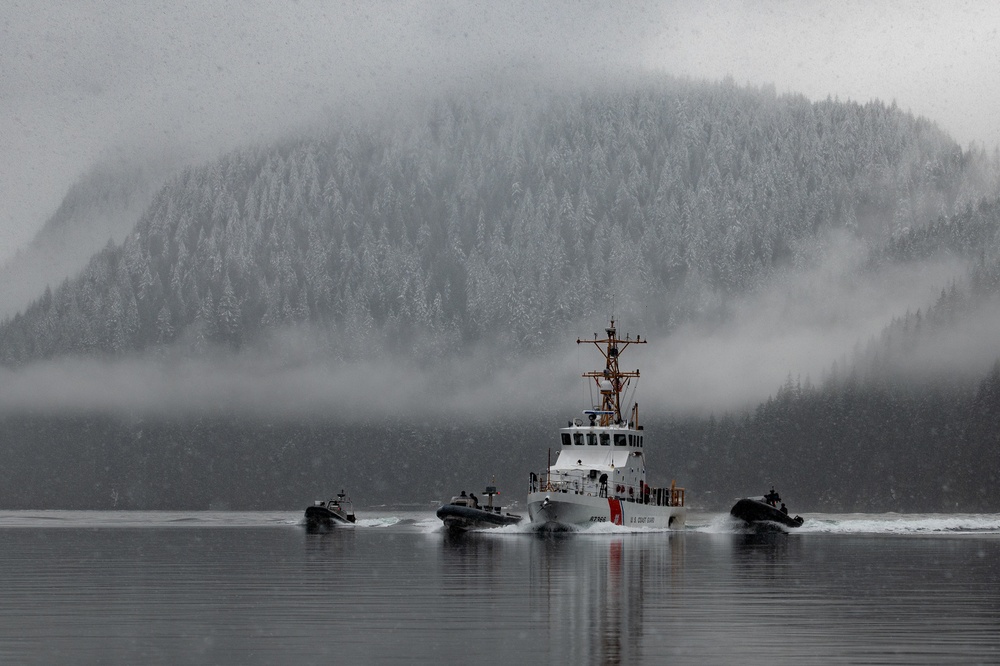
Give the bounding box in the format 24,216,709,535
0,158,167,320
659,197,1000,511
2,78,996,364
669,282,1000,512
3,76,1000,510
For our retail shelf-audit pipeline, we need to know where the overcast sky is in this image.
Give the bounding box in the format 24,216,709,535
1,0,998,263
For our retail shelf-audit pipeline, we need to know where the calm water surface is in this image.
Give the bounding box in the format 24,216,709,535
0,511,998,665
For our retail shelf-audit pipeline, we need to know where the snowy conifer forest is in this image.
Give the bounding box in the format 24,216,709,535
2,77,1000,511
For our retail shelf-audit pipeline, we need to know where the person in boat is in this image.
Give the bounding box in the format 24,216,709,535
764,487,781,507
469,492,478,508
780,502,788,515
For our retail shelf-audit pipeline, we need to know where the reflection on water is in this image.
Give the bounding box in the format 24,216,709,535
0,513,998,665
528,533,686,664
303,524,357,556
731,530,802,576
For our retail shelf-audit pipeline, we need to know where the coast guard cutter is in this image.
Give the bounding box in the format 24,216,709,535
527,320,686,530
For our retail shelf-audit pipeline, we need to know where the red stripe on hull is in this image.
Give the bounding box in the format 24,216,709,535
608,498,623,525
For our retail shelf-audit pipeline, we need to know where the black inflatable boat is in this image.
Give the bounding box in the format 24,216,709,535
730,496,804,528
437,483,522,532
304,491,356,531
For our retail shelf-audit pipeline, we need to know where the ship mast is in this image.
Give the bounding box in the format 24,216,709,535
577,319,645,428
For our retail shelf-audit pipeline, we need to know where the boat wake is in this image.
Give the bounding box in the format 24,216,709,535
355,516,404,528
797,513,1000,535
691,512,1000,535
5,511,998,535
695,513,768,534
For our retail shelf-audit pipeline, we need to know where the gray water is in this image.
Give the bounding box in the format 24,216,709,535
0,511,998,665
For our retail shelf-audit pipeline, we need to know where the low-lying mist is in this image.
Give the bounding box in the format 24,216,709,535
646,232,979,414
0,232,986,422
0,343,578,421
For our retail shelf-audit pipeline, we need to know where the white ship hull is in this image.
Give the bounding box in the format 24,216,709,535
527,491,686,531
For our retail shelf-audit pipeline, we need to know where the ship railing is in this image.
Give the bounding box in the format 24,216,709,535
647,486,685,507
528,472,685,506
528,471,604,496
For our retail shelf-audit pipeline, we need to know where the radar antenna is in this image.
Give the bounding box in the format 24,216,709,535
577,319,645,428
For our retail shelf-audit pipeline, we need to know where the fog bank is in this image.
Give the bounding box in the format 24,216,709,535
1,233,986,421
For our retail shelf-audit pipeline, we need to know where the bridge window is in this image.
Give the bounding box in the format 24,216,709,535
561,433,571,447
614,434,627,446
587,433,597,445
600,433,610,446
638,436,643,448
573,433,584,446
